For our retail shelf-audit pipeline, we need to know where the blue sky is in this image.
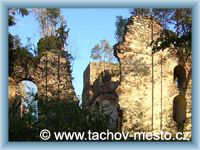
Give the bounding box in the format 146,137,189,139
9,8,131,102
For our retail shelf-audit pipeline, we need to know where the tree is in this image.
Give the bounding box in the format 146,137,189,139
115,9,192,132
115,8,192,96
115,9,153,42
130,8,151,16
8,8,30,75
56,18,69,50
55,20,70,100
8,8,29,26
37,35,59,54
8,34,35,77
46,8,61,35
150,9,192,97
90,40,114,63
115,16,128,42
32,8,61,37
36,14,70,52
128,9,191,57
9,97,111,141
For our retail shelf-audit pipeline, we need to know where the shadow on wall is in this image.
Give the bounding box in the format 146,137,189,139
127,57,151,76
85,69,121,131
173,64,188,132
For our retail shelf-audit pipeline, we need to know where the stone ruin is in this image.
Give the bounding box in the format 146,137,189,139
8,50,76,103
8,15,192,138
82,62,121,129
82,16,192,136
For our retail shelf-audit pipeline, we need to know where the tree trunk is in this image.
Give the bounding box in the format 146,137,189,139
58,52,60,100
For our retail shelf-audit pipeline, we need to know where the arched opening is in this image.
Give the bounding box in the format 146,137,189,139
17,80,38,121
95,94,119,130
173,95,186,132
173,65,186,89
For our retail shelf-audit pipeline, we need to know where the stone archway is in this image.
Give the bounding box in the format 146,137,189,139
17,80,38,120
9,51,76,102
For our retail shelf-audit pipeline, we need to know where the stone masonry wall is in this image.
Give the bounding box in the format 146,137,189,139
81,16,192,135
9,50,76,101
114,16,192,136
82,62,120,129
82,62,119,106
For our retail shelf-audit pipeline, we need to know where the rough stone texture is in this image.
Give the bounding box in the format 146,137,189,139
10,50,76,101
82,62,120,129
82,62,119,106
114,16,192,136
82,16,192,137
8,77,17,104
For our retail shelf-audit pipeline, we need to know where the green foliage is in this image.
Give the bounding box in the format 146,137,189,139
8,8,29,26
46,8,60,20
90,44,101,60
36,34,74,75
150,9,191,63
56,22,69,49
33,8,62,37
9,96,37,141
9,33,18,75
151,29,177,52
130,8,152,16
37,36,70,56
115,16,128,42
37,98,110,133
9,97,111,141
151,29,191,54
46,8,61,33
9,113,37,141
90,40,115,63
37,36,59,54
8,15,16,26
9,33,35,76
37,21,69,54
152,9,175,28
128,8,192,62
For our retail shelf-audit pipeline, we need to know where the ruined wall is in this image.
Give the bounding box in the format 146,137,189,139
82,16,191,136
8,77,17,104
114,16,192,135
9,50,76,102
82,62,119,106
82,16,192,137
82,62,120,129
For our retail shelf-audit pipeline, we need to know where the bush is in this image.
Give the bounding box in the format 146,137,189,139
9,97,111,141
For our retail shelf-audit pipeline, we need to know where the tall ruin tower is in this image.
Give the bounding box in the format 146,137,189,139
82,62,120,129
